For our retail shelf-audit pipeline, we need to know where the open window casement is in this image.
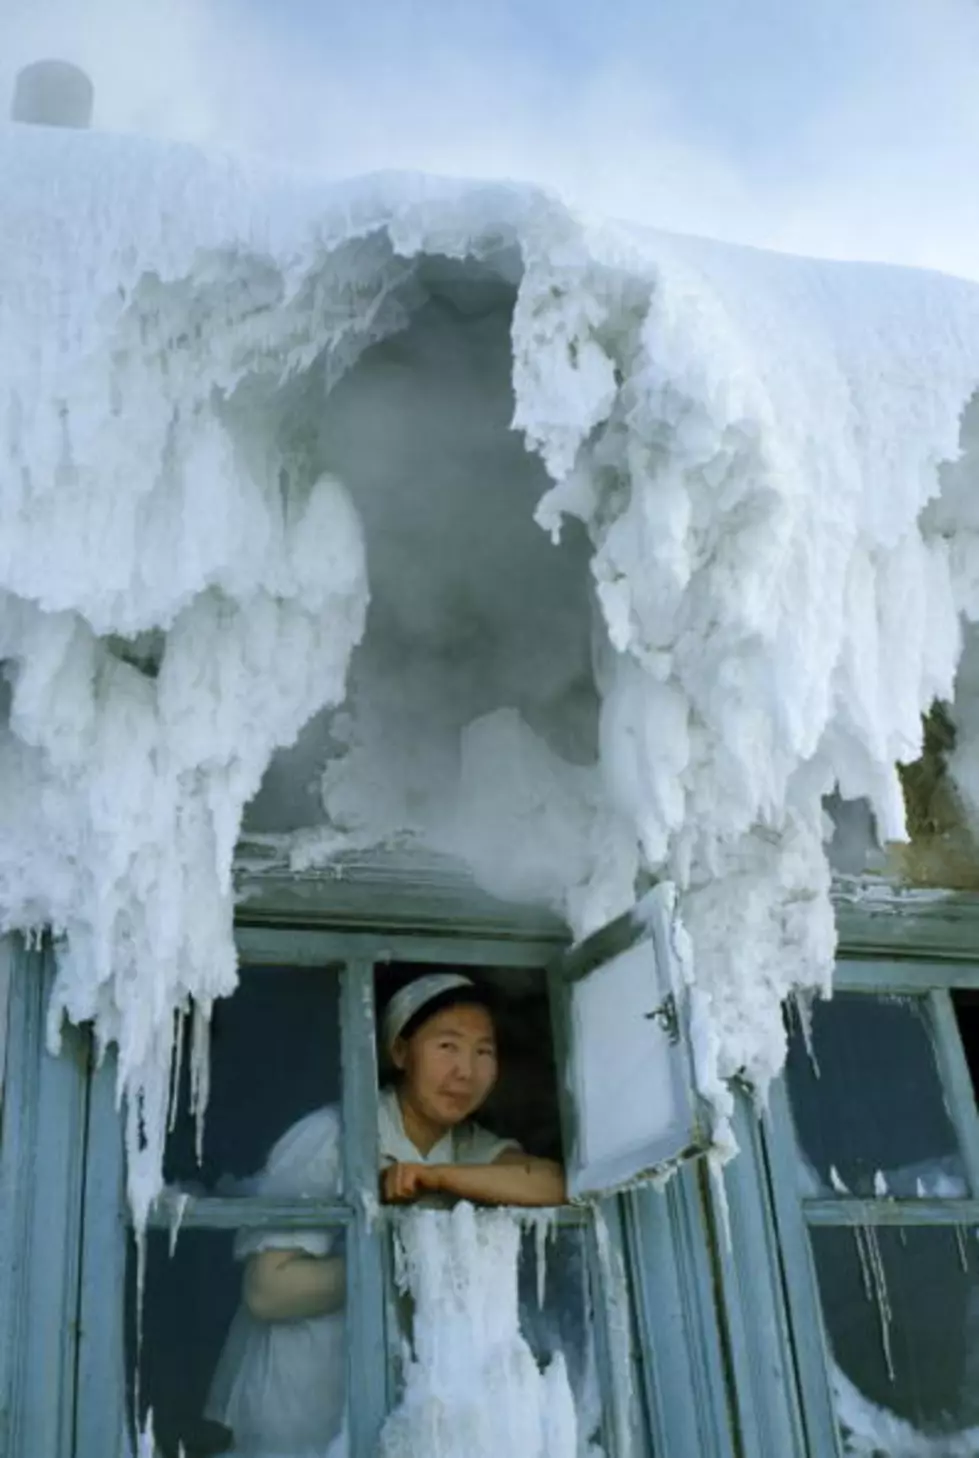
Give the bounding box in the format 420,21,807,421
550,883,710,1201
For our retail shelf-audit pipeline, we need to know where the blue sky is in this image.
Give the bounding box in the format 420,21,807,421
5,0,979,278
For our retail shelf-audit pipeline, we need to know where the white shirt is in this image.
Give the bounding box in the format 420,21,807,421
378,1084,518,1176
205,1089,518,1457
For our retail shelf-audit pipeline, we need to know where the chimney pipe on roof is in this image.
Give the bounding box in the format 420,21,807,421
11,60,94,128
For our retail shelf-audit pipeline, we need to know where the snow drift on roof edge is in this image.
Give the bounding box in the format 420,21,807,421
3,125,979,1216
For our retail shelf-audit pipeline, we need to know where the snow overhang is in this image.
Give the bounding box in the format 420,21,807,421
4,123,979,1214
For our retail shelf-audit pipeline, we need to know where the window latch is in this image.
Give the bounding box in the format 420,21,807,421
646,993,680,1045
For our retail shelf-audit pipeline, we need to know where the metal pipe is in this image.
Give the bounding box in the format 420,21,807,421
11,60,94,128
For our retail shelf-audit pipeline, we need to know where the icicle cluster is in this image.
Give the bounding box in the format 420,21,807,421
380,1205,589,1458
4,124,979,1211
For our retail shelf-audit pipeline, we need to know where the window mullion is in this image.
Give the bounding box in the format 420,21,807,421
803,1197,979,1226
144,1193,352,1230
759,1082,842,1458
585,1198,647,1457
715,1092,814,1458
0,934,12,1124
340,956,388,1458
834,959,979,993
0,942,88,1458
622,1171,737,1458
0,937,41,1456
73,1050,127,1458
928,989,979,1195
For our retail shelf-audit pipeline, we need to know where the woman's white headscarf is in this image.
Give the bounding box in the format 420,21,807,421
381,972,476,1057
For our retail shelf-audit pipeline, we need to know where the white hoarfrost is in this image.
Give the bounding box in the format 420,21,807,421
4,124,979,1224
381,1206,594,1458
833,1365,979,1457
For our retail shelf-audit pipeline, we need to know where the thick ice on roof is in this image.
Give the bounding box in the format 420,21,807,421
3,123,979,1213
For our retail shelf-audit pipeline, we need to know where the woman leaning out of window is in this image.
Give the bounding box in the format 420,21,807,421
204,972,565,1457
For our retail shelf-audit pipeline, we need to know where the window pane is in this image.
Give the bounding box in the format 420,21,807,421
572,945,679,1164
129,1226,347,1457
566,932,698,1196
386,1214,605,1452
786,993,966,1197
953,991,979,1112
519,1225,606,1450
164,966,341,1192
813,1225,979,1452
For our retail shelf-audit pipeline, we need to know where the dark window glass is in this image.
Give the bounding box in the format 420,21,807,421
519,1225,605,1446
129,1225,347,1458
786,993,965,1197
953,990,979,1110
164,966,341,1192
813,1225,979,1449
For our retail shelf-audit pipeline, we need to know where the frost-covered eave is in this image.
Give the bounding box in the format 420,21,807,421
233,840,568,942
832,876,979,963
233,837,979,963
6,122,979,1218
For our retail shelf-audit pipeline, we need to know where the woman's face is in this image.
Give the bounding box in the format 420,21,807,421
393,1001,499,1130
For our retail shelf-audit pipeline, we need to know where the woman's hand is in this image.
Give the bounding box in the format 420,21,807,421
381,1155,565,1207
381,1161,442,1203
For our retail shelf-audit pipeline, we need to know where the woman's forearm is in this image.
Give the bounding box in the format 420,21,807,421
244,1251,346,1322
428,1157,566,1207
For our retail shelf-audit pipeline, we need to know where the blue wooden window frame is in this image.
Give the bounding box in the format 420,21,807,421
551,887,712,1201
66,922,667,1458
0,937,90,1458
762,953,979,1456
15,866,931,1458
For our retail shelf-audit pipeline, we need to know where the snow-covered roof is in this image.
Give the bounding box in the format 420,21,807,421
3,122,979,1217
